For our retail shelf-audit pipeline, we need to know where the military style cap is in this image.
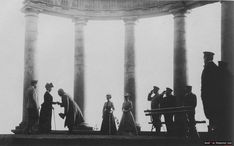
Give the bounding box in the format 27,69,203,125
166,87,173,92
31,80,38,84
153,86,159,90
203,51,214,57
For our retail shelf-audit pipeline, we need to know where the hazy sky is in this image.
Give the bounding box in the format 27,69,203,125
0,1,221,133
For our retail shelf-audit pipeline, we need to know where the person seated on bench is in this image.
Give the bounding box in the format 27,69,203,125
182,85,199,139
161,87,176,136
147,86,165,134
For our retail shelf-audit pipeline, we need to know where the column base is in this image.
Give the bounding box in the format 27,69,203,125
11,121,27,134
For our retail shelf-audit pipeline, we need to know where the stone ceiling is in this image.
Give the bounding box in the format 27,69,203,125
23,0,217,19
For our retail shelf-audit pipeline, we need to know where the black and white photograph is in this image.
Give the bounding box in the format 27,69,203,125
0,0,233,146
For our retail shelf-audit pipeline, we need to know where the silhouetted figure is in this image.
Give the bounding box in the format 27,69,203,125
147,86,165,134
118,93,138,135
201,51,219,133
57,89,85,133
39,83,58,133
161,88,176,136
182,86,199,139
25,80,40,134
217,61,232,139
100,94,117,135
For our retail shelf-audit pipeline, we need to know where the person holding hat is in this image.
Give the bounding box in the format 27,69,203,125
100,94,117,135
201,51,219,133
39,83,58,133
182,85,199,139
118,93,138,135
161,87,176,136
25,80,39,134
57,88,86,133
147,86,165,134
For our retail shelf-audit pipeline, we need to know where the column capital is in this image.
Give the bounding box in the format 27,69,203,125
172,9,189,18
123,17,138,25
22,7,40,16
73,17,88,26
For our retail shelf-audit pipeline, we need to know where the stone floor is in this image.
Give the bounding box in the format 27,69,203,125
0,131,212,146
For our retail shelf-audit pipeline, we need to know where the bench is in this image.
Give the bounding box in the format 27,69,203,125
144,106,206,131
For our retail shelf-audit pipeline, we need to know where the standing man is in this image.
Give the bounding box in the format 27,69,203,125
183,85,199,139
161,87,176,136
201,51,219,133
25,80,40,134
147,86,165,134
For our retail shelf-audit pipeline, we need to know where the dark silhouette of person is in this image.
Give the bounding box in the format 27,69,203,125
182,85,199,139
147,86,165,134
201,51,219,133
39,83,58,133
57,88,85,133
118,93,138,135
161,87,176,136
25,80,40,134
100,94,117,135
217,61,233,139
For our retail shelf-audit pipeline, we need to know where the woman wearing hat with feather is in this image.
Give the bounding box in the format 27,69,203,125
39,83,58,133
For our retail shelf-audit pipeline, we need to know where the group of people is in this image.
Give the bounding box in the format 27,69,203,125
24,79,138,135
100,93,138,135
24,51,232,139
147,85,198,138
25,81,88,134
145,51,233,140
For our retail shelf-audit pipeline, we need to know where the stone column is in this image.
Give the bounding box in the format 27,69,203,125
124,18,137,119
173,10,188,106
221,1,234,75
14,8,39,132
221,1,234,138
73,18,87,115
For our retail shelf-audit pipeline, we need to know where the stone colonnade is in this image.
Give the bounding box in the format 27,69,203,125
19,1,234,127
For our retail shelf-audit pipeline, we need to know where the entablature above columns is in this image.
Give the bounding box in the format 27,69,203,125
22,0,217,20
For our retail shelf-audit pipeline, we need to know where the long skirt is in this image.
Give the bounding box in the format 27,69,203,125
118,111,137,135
100,112,117,135
39,104,52,133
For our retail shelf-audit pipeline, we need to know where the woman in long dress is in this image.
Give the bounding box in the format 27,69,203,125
118,93,138,135
100,94,117,135
39,83,57,133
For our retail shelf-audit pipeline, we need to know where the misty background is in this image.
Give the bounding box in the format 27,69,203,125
0,1,221,133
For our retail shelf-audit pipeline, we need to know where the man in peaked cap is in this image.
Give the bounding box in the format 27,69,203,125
25,79,39,134
148,86,165,134
201,51,219,133
161,87,176,136
183,85,199,139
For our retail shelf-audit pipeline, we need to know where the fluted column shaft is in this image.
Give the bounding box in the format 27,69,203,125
221,1,234,75
173,11,188,106
22,8,39,124
73,18,87,115
124,18,137,119
221,1,234,138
